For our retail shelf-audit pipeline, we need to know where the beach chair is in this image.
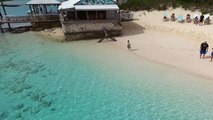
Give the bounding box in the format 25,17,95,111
204,14,211,25
178,15,184,23
163,13,169,22
193,14,200,24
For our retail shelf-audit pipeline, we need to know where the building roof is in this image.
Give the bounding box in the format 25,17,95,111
75,5,119,11
26,0,61,5
74,0,117,5
58,0,80,10
59,0,118,10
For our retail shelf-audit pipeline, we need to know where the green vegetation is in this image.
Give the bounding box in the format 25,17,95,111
120,0,213,13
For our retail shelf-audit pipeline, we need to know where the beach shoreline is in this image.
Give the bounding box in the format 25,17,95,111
36,27,66,42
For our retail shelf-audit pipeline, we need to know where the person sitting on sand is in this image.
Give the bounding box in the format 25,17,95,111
199,14,204,25
204,17,210,25
211,48,213,62
186,14,191,23
194,16,199,25
127,40,131,51
163,13,169,22
200,41,209,59
171,13,176,21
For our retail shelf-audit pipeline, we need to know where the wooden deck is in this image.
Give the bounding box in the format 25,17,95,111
31,14,59,22
0,16,31,23
0,14,59,24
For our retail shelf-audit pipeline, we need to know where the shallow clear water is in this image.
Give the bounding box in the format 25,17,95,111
1,32,213,120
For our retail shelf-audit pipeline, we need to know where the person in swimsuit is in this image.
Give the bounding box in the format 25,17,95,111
171,13,176,21
199,14,204,25
200,41,209,59
194,16,199,25
211,48,213,62
127,40,131,51
186,14,191,22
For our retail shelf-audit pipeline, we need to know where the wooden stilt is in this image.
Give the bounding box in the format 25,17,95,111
1,2,11,30
96,11,98,19
86,11,88,20
44,5,48,14
75,11,78,20
0,24,4,33
29,5,32,15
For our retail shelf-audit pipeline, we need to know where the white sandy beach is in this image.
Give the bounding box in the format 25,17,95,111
39,8,213,80
37,27,65,42
114,8,213,80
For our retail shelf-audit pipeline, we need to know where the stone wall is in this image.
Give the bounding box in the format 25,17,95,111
62,21,122,40
32,21,61,30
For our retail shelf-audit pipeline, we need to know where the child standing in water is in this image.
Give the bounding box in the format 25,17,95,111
211,48,213,62
127,40,131,51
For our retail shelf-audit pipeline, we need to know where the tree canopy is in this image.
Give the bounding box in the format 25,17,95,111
120,0,213,13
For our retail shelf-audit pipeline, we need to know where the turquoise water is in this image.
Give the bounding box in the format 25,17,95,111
1,33,213,120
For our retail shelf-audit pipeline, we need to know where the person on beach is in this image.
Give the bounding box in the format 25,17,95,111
211,48,213,62
204,17,210,25
163,13,169,22
186,14,191,23
163,15,169,22
127,40,131,50
194,16,199,25
171,13,176,21
200,41,209,59
199,14,204,25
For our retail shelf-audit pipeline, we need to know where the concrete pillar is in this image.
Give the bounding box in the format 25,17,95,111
75,11,78,20
44,5,48,14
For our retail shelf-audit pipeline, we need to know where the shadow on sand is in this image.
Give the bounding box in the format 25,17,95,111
121,21,145,37
130,48,139,51
204,56,212,59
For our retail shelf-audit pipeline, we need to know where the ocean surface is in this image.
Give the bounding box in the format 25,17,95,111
1,32,213,120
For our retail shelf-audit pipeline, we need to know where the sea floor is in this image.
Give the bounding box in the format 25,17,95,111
1,32,213,120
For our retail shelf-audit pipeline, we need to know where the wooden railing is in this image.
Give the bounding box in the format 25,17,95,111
59,14,120,23
0,14,60,24
4,16,31,23
31,14,59,22
62,19,120,24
